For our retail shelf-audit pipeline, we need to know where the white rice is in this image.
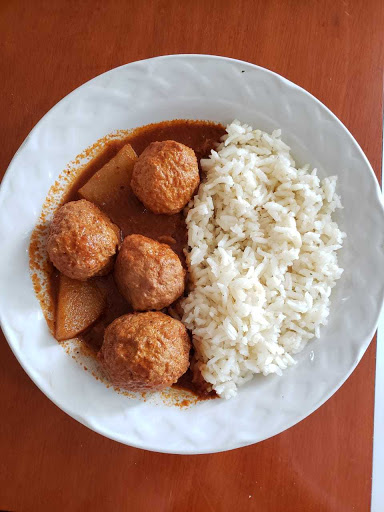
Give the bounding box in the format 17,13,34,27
182,120,346,399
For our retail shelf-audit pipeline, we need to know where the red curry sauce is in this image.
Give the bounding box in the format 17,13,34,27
48,120,225,397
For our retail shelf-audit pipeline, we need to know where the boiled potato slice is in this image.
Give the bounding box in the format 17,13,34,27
55,274,106,341
78,144,137,208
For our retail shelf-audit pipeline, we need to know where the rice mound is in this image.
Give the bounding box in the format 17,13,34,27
182,120,345,399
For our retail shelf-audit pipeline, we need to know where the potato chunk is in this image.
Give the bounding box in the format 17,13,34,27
78,144,137,209
55,274,106,341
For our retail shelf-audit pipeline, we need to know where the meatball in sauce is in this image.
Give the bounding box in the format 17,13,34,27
47,199,120,281
131,140,200,215
115,234,185,311
99,312,191,391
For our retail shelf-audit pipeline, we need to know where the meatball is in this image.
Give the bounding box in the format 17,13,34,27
114,234,185,310
131,140,199,215
99,312,191,391
47,199,120,281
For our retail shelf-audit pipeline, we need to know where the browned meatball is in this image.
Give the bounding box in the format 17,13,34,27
131,140,199,215
98,312,191,391
114,234,185,310
47,199,120,281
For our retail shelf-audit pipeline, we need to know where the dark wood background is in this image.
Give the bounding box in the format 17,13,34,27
1,1,382,511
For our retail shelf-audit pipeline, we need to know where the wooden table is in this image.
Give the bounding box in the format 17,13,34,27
1,1,382,510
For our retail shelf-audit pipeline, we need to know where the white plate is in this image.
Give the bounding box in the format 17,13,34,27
1,55,384,454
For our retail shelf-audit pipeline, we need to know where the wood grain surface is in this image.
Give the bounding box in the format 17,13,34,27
0,1,383,511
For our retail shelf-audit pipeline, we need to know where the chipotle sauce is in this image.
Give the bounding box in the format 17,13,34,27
42,120,225,398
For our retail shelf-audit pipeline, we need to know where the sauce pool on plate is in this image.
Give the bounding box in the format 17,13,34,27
30,119,225,399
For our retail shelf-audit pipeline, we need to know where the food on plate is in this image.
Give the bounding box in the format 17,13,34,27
98,312,191,391
182,120,345,399
131,140,199,215
31,118,345,401
114,234,185,311
47,199,120,280
78,143,137,209
55,274,106,341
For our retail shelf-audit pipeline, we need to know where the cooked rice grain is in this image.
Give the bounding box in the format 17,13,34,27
182,120,345,399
